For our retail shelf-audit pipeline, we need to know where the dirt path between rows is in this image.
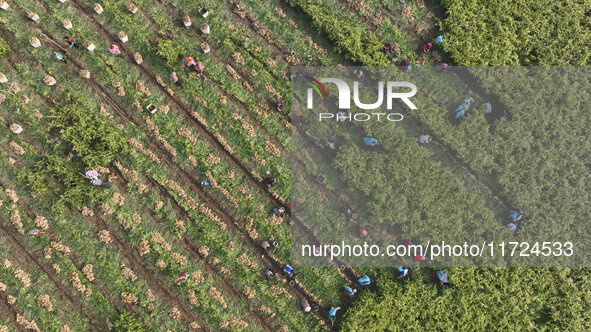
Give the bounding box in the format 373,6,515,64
0,291,28,332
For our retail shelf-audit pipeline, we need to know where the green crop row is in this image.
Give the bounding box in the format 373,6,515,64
285,0,389,66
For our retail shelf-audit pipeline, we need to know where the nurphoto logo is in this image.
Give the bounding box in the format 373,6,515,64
306,77,417,110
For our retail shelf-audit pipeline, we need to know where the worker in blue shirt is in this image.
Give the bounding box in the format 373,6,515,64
344,286,357,296
329,307,340,320
358,274,371,286
398,266,409,278
283,264,293,278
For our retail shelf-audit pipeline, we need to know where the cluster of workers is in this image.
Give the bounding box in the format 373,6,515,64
395,35,448,71
256,239,456,321
51,37,210,91
83,169,109,187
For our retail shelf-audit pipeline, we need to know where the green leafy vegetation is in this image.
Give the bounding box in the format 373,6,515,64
0,36,9,59
51,101,125,168
441,0,591,65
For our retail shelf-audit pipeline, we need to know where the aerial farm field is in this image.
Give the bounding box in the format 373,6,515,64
0,0,589,331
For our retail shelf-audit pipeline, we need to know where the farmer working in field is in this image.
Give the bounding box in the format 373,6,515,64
509,209,523,222
187,57,205,79
363,137,378,146
53,52,67,64
84,170,109,188
340,205,351,218
353,69,363,79
383,42,393,54
27,229,43,236
399,59,411,71
344,286,357,296
175,273,190,283
187,56,197,68
84,170,99,180
59,36,79,48
414,253,425,270
261,240,271,257
326,133,336,149
337,111,348,122
421,42,432,53
196,61,205,79
358,274,371,286
398,266,409,278
506,222,518,234
272,207,285,220
263,177,278,187
90,178,109,188
169,72,182,87
437,270,449,285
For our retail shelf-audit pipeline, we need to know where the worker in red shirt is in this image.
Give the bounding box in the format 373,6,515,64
59,36,79,48
275,97,283,112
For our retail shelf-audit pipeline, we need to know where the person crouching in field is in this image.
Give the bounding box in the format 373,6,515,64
187,57,205,79
170,72,182,87
59,36,79,48
275,97,283,112
109,44,123,57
